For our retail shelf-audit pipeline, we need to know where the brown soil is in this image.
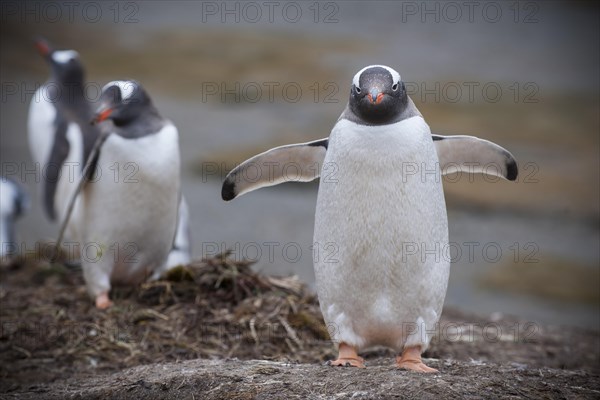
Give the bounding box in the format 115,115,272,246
1,253,599,399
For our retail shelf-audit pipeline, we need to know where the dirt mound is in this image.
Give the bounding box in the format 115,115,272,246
5,358,600,400
1,253,599,398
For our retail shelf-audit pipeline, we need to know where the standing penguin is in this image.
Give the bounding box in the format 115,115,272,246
28,39,191,275
27,38,99,241
81,80,182,308
222,65,518,372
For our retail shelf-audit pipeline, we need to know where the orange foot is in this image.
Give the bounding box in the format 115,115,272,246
326,342,366,368
396,346,438,373
95,292,113,309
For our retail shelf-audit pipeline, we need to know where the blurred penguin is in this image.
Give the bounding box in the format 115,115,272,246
28,39,191,273
84,80,183,308
0,178,29,261
27,38,99,244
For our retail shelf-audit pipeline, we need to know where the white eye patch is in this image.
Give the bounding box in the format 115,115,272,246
352,65,401,88
51,50,79,64
103,80,136,101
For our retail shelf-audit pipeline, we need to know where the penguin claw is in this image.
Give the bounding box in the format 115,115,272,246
326,357,366,368
396,360,438,373
396,346,438,373
95,292,113,309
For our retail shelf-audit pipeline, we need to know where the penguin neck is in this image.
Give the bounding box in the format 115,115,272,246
51,77,96,124
112,107,166,139
341,96,422,126
48,74,87,108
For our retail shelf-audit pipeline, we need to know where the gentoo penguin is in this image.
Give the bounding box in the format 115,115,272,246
28,39,191,275
0,178,29,261
83,80,182,308
222,65,518,372
27,38,100,244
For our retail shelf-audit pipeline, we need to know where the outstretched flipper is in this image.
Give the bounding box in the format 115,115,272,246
432,134,518,181
222,138,328,201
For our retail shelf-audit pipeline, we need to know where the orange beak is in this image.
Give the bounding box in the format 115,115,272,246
34,39,50,56
367,91,385,104
91,108,113,125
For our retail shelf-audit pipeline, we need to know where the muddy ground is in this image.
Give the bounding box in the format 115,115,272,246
1,254,599,399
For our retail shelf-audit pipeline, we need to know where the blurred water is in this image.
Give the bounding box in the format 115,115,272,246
110,1,599,92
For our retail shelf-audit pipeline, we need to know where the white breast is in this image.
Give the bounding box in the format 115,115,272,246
80,123,181,291
313,116,450,351
27,85,56,168
28,86,84,239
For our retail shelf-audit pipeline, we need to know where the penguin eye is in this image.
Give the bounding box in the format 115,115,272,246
354,85,361,94
392,83,399,91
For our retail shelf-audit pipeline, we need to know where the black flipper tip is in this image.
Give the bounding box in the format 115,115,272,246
221,179,236,201
506,158,518,181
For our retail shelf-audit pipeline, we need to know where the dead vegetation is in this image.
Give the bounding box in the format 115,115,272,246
1,252,599,398
0,252,334,389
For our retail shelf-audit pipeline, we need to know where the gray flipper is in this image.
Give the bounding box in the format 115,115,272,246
43,114,70,220
222,138,328,201
81,119,102,181
432,134,518,181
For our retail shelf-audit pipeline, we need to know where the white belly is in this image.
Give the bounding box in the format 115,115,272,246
313,117,450,351
28,88,84,240
27,86,55,168
79,124,180,293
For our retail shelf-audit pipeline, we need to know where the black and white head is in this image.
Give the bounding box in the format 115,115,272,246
35,38,84,85
349,65,408,125
92,80,157,127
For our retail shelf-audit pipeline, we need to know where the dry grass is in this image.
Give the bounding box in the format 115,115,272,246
0,252,332,386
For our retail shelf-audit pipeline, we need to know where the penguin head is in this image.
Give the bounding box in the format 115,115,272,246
349,65,407,125
92,80,154,126
35,38,85,85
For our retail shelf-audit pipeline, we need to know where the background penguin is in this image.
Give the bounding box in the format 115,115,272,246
28,39,191,273
80,80,183,309
222,65,518,372
27,38,99,244
0,178,30,261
